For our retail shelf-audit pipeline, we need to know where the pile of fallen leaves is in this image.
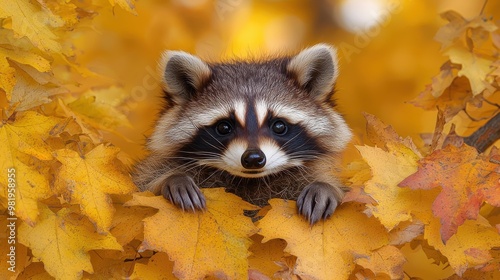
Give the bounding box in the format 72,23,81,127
1,1,499,279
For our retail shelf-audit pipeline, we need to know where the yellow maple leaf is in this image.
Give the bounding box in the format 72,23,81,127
0,46,51,101
10,74,62,112
18,206,122,280
357,143,422,230
248,234,287,278
39,0,80,28
53,145,137,232
130,252,176,280
0,111,60,164
258,200,389,279
109,204,155,246
0,112,61,224
65,88,132,132
1,153,52,226
446,47,494,96
125,190,259,279
0,0,62,53
354,245,406,279
425,216,500,276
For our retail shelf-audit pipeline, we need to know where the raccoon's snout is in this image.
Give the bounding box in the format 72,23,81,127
241,149,266,169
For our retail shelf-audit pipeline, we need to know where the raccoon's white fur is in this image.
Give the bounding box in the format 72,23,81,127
133,44,352,224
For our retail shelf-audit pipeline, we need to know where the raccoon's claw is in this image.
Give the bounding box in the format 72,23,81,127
162,174,206,212
297,182,339,225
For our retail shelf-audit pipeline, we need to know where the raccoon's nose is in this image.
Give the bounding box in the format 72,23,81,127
241,149,266,169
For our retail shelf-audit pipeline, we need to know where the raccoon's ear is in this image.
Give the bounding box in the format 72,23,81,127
159,51,211,104
287,44,339,101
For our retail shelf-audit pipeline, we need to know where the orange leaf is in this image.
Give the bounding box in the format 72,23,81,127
357,143,423,230
363,112,421,156
425,216,500,275
54,145,137,232
354,245,406,279
125,190,258,280
258,200,389,279
400,144,500,242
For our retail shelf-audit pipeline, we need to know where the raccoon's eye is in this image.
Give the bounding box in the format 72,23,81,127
215,121,232,136
271,120,287,135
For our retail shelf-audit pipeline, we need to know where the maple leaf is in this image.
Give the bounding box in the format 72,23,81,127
410,75,473,122
54,144,137,232
363,112,421,156
0,111,60,162
354,245,406,279
258,200,390,279
357,143,423,230
435,11,498,50
0,46,51,101
125,190,259,280
248,234,287,278
40,0,80,28
130,252,176,280
0,0,62,53
65,88,132,132
18,206,122,280
445,47,494,96
1,153,51,226
425,216,500,275
109,204,156,246
399,144,500,242
10,73,63,112
0,112,61,224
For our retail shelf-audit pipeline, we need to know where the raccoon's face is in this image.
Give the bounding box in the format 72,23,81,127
149,44,352,178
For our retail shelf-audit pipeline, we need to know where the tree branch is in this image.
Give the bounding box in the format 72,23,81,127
464,113,500,152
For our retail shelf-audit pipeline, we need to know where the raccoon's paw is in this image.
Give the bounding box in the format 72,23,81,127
162,174,206,212
297,182,339,225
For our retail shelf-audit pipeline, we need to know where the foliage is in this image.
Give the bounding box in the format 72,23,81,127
0,1,499,279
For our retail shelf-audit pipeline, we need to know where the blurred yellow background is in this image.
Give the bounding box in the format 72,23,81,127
70,0,499,162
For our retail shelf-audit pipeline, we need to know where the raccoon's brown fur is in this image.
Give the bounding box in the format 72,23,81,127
133,44,352,224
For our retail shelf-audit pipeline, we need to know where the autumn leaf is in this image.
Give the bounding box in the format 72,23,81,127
18,206,122,280
54,144,137,232
109,204,156,246
0,0,62,53
363,112,422,156
434,11,497,50
356,143,422,230
130,252,176,280
248,234,287,278
10,73,63,112
0,111,60,163
399,144,500,242
258,200,391,279
354,245,406,279
65,88,132,132
0,46,51,101
410,71,472,122
425,216,500,275
0,46,50,100
0,112,62,224
125,190,259,280
445,47,494,96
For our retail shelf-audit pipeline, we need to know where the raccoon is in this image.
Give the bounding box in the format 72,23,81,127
133,44,352,224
